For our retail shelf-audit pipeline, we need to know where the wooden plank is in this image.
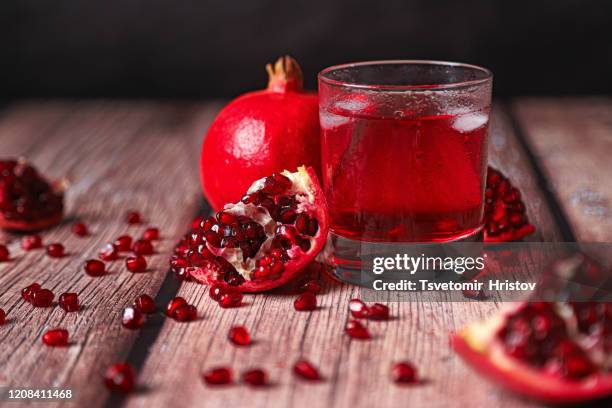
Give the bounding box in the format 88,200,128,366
512,97,612,241
0,101,220,407
123,103,559,408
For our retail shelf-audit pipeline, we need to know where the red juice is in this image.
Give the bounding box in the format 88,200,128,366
321,104,489,242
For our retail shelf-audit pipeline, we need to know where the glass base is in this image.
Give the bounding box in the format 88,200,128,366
322,227,484,286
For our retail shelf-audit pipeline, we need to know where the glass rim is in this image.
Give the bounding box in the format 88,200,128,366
318,60,493,91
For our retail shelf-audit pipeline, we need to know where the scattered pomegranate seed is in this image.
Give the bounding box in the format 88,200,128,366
368,303,390,321
293,360,321,380
228,326,251,346
294,292,317,311
46,243,65,258
122,307,145,330
114,235,133,252
203,367,232,385
126,210,142,224
134,294,156,314
242,369,267,386
173,305,198,322
84,259,106,277
21,283,41,302
125,255,147,272
42,329,69,347
22,234,42,250
299,279,321,293
31,288,54,307
166,297,187,317
391,362,418,384
142,227,159,241
59,292,80,312
132,239,154,255
104,363,135,393
72,222,88,236
345,320,371,339
0,244,9,262
209,284,226,301
349,299,369,318
99,243,119,261
219,291,243,308
0,308,5,325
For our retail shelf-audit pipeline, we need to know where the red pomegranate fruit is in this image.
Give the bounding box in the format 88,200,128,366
0,159,64,231
186,166,328,292
484,166,535,242
200,56,320,211
452,301,612,404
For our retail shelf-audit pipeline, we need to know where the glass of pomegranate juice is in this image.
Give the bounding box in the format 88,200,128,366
318,61,492,280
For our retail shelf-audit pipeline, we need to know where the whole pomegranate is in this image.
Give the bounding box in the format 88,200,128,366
200,56,320,211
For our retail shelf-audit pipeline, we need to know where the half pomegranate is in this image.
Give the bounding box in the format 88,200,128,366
185,166,328,292
484,166,535,242
0,159,64,231
452,301,612,404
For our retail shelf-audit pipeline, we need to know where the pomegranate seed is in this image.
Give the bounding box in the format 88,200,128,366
219,291,243,308
114,235,133,252
173,305,198,322
192,216,204,230
349,299,369,318
0,308,5,325
228,326,251,346
31,288,54,307
21,283,41,302
84,259,106,277
126,210,142,224
122,307,145,329
132,239,154,255
125,255,147,272
294,292,317,311
72,222,88,236
242,369,267,386
59,292,80,312
99,243,119,261
345,320,371,339
0,244,9,262
166,297,187,317
293,360,320,380
203,367,232,385
134,294,156,314
42,329,69,347
22,234,42,250
142,227,159,241
391,362,418,384
209,284,226,301
46,243,65,258
368,303,390,321
299,279,321,294
104,363,135,393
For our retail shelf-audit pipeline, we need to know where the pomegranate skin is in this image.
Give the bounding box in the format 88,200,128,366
200,56,321,211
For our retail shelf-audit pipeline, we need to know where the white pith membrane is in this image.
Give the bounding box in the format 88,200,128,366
463,302,611,380
206,166,319,281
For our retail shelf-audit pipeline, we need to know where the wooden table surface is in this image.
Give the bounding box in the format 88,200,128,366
0,98,611,408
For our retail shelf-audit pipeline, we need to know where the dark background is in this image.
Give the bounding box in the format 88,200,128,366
2,0,611,99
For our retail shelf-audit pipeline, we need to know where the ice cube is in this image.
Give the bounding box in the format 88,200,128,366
453,112,488,133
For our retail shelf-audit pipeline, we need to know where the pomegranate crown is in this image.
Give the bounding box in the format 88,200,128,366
266,55,304,93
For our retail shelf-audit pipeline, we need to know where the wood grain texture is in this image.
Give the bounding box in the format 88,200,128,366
512,97,612,242
0,101,220,407
0,100,571,408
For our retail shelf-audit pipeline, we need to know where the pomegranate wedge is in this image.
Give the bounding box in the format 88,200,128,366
185,166,328,292
452,302,612,404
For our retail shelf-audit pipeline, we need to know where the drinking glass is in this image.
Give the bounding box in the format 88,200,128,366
318,60,492,277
